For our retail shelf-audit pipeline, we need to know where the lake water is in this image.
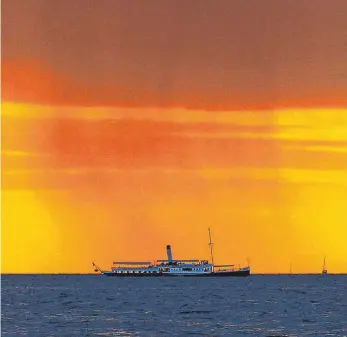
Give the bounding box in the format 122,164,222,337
1,274,346,336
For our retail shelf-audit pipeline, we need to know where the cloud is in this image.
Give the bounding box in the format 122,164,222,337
2,117,347,194
3,0,347,109
2,116,282,171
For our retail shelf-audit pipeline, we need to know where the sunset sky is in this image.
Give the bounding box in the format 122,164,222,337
2,0,347,274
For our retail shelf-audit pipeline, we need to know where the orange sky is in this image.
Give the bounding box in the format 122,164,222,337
2,0,347,274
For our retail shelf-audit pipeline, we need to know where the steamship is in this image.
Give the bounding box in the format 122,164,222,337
92,229,250,277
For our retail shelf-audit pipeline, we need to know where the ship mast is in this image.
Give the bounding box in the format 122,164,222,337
208,228,215,267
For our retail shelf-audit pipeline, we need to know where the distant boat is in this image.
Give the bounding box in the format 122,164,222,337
322,256,328,275
92,228,250,277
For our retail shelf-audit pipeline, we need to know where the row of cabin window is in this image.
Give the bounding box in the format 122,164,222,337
114,268,211,274
115,270,157,274
169,268,210,272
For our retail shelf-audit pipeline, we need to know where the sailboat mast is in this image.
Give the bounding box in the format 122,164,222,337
322,255,328,275
208,228,215,266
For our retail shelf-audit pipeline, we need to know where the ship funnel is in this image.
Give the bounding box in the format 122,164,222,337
166,245,173,263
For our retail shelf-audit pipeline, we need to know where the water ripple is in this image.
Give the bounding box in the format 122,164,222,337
1,274,347,336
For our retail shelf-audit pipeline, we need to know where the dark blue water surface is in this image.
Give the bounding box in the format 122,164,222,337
1,275,346,336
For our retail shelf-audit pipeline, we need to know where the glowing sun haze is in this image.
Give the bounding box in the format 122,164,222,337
2,0,347,273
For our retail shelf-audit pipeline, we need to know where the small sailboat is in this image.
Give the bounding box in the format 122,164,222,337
322,256,328,275
289,261,294,277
